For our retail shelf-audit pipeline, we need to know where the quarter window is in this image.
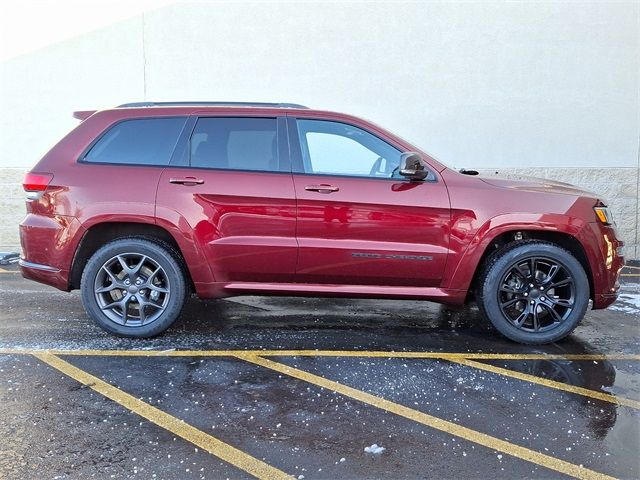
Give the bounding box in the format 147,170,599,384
296,119,403,178
190,117,281,172
84,117,187,165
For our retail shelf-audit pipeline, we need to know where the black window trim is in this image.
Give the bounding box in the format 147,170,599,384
77,116,190,168
286,117,437,183
184,115,291,175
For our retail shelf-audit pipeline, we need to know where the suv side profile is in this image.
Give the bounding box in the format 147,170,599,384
19,102,624,344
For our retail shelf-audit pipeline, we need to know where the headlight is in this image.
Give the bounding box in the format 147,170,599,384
594,205,613,225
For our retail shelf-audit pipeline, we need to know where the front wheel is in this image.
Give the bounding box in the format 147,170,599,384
476,241,589,344
80,238,187,338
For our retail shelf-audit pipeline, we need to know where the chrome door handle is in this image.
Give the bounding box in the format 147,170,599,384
305,184,339,193
169,177,204,186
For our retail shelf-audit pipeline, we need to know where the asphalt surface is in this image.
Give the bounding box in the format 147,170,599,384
1,263,639,479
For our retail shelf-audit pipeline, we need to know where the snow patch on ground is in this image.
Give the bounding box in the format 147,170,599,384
609,293,640,315
364,444,386,455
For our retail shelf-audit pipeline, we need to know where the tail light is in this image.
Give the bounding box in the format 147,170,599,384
23,172,53,200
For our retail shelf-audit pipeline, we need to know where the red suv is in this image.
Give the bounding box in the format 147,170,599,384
19,102,624,344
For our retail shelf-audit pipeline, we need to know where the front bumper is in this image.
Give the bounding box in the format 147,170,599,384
584,222,624,309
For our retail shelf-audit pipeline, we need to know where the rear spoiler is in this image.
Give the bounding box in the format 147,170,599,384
73,110,97,120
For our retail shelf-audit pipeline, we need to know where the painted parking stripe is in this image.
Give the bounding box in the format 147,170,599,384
448,358,640,410
4,350,636,408
1,349,639,361
237,353,615,480
33,353,291,480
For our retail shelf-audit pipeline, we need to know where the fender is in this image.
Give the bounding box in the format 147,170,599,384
154,205,218,292
442,212,590,292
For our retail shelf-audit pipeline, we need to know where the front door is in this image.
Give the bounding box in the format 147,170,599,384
290,118,450,287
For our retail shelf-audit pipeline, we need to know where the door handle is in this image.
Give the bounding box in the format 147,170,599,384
169,177,204,186
304,184,339,193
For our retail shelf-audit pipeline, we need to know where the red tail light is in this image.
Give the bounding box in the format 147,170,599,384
23,172,53,199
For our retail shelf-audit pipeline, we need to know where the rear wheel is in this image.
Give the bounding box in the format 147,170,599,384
476,241,589,344
80,238,187,337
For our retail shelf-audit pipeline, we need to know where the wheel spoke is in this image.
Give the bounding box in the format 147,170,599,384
500,285,520,294
514,263,530,280
137,296,163,310
550,297,574,308
513,307,529,327
131,255,147,275
500,298,520,309
95,284,120,294
548,278,573,289
532,307,540,331
101,294,130,312
136,296,147,323
116,255,131,274
529,258,537,279
541,303,563,323
101,265,119,284
122,295,132,324
148,284,169,294
545,264,560,284
148,267,162,281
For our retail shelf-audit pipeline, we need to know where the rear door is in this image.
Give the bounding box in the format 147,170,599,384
290,117,450,287
155,115,297,283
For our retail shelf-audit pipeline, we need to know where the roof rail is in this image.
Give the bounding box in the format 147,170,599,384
117,101,309,109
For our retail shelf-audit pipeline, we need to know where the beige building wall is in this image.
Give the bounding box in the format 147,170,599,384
1,1,638,257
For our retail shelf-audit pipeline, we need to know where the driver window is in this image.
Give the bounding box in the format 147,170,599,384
296,119,402,178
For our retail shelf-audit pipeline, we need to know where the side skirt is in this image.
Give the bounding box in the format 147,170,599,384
194,281,468,305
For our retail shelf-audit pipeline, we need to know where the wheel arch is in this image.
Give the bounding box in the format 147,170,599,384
444,213,595,302
467,230,594,302
69,221,198,291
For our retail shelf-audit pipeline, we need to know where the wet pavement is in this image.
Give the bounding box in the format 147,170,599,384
1,263,639,479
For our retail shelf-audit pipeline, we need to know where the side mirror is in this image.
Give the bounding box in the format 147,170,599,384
399,152,429,180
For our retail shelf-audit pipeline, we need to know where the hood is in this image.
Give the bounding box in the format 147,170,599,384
478,174,598,198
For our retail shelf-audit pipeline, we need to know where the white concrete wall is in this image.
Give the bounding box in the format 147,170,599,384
1,0,638,256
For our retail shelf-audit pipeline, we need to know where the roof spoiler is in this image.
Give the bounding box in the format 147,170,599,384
73,110,97,121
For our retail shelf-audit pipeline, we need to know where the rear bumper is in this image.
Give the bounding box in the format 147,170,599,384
19,259,69,291
19,213,81,291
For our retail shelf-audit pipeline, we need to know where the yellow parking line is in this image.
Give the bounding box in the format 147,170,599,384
0,348,639,361
448,358,640,410
620,273,640,277
33,353,291,480
236,354,614,480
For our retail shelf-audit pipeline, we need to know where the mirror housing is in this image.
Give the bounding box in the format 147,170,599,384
399,152,429,180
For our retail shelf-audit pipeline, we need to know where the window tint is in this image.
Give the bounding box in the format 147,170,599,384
296,120,402,178
84,117,186,165
190,118,281,172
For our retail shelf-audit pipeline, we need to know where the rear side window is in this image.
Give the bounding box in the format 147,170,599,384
83,117,187,165
190,117,282,172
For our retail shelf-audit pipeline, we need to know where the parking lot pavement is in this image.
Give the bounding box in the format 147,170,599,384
1,264,639,479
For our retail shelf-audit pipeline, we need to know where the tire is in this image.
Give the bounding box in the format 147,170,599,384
476,241,589,344
80,237,187,338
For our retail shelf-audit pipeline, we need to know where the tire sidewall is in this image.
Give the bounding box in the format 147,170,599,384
480,243,589,344
81,239,186,338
